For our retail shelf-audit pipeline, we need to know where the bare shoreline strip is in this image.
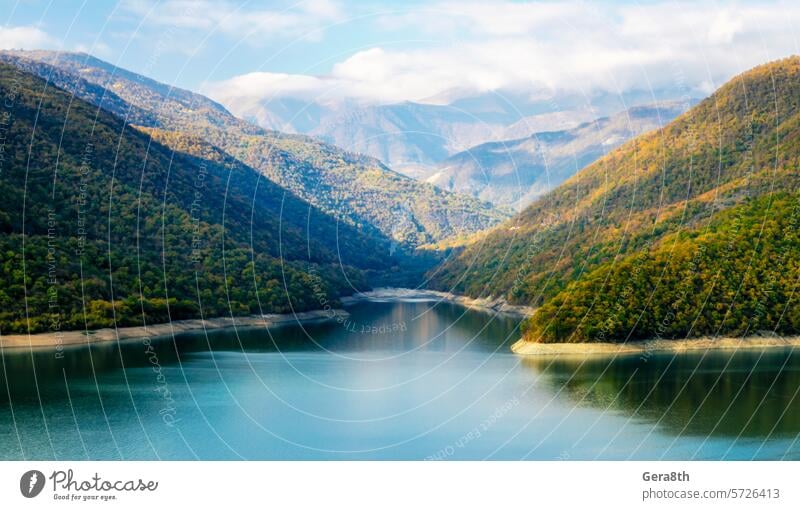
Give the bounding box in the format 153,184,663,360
341,287,537,317
0,309,349,351
511,336,800,356
8,286,796,357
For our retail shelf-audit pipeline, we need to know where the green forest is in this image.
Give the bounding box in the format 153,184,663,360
0,63,371,333
523,192,800,342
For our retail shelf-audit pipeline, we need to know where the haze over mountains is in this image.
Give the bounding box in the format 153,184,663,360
427,102,690,208
207,81,696,180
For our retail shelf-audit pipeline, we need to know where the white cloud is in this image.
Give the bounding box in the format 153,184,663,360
707,9,745,45
212,72,327,97
204,0,800,110
122,0,342,42
0,25,56,50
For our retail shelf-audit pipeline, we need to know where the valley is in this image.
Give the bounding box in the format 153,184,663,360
1,51,798,349
2,0,800,472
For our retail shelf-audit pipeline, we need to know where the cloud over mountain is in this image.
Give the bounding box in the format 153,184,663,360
0,26,55,50
203,0,800,107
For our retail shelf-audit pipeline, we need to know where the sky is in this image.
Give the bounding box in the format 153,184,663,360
2,0,800,107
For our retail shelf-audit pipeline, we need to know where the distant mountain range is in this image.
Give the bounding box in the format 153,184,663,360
426,102,690,208
429,56,800,343
0,50,508,250
210,82,695,181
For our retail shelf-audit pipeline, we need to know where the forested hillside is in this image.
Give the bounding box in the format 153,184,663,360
429,57,800,342
0,63,378,333
526,192,800,342
0,50,508,249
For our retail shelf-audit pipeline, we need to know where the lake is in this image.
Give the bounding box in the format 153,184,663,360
1,298,799,460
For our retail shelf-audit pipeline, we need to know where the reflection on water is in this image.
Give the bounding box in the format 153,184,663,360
522,350,800,439
1,300,798,460
0,301,519,404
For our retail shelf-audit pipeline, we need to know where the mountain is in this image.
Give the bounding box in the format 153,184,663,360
0,50,507,249
0,62,385,333
525,192,800,343
427,102,689,208
310,101,507,176
211,83,694,177
237,96,331,134
428,56,800,343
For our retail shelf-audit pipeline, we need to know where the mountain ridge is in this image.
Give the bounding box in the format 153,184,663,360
428,55,800,342
0,62,382,333
0,50,507,250
211,83,696,177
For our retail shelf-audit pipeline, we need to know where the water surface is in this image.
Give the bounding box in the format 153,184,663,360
1,299,799,460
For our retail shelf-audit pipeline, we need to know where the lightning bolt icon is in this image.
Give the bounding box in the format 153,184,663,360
28,472,38,495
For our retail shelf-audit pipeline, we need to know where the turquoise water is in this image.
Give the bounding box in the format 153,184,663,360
1,299,799,460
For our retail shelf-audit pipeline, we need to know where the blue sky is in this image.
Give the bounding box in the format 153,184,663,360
2,1,799,106
2,0,453,90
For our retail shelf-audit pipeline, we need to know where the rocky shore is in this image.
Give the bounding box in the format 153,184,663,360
511,335,800,356
341,287,536,317
0,309,349,351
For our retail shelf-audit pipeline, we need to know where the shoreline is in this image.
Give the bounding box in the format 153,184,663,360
10,288,792,358
511,336,800,356
341,287,536,317
0,309,350,351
